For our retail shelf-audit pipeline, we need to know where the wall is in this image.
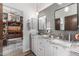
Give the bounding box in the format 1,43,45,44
3,3,37,52
39,3,79,42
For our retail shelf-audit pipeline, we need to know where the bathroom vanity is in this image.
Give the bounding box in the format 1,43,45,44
31,3,79,56
31,35,79,56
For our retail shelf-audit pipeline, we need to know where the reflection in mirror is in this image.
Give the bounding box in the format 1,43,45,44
39,16,46,30
55,3,77,31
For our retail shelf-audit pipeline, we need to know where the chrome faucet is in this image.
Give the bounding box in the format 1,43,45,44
68,33,71,42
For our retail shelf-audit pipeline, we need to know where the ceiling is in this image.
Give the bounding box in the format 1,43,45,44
35,3,53,12
3,3,53,18
4,3,53,12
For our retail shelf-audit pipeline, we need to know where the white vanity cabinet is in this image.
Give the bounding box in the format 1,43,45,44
44,40,51,56
50,44,70,56
44,39,70,56
57,46,70,56
37,39,45,56
31,36,45,56
31,35,70,56
50,44,58,56
31,36,38,55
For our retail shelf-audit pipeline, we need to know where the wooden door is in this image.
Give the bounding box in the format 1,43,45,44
65,14,77,30
20,16,23,38
55,18,60,30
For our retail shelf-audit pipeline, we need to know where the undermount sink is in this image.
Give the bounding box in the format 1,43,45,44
50,39,71,47
42,35,49,38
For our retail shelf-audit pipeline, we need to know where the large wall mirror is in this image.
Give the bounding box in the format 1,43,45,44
55,3,77,31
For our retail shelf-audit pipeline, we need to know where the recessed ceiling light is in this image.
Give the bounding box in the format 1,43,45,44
64,7,69,12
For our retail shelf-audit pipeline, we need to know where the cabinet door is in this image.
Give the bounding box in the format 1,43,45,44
31,37,40,56
37,39,45,56
56,46,64,56
50,45,57,56
34,38,38,55
44,40,51,56
31,38,37,54
33,38,37,55
57,46,70,56
50,44,70,56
